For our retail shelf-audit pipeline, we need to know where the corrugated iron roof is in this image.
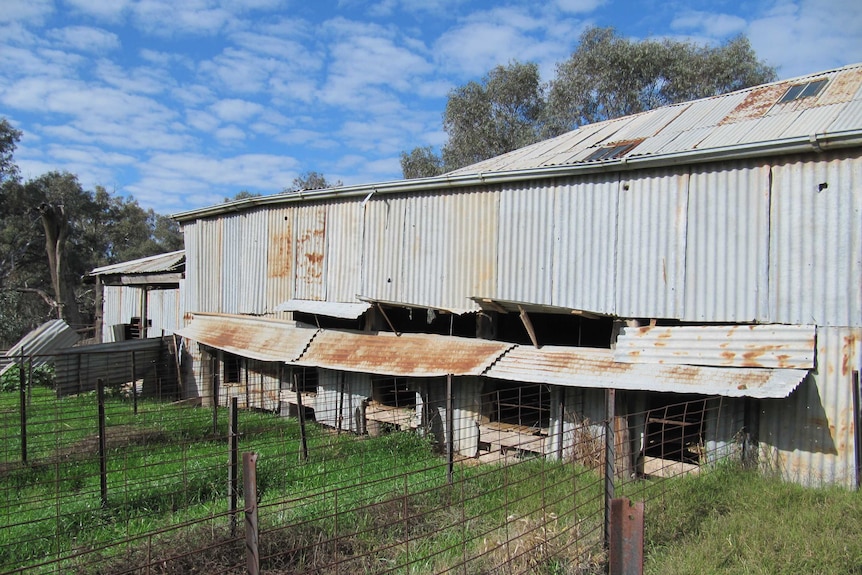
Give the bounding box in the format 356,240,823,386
446,63,862,177
90,250,185,276
613,324,816,369
175,313,316,362
174,64,862,224
1,320,80,376
274,299,371,319
177,313,809,397
294,329,514,377
485,345,807,399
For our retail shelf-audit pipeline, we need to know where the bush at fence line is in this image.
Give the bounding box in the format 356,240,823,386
0,363,55,392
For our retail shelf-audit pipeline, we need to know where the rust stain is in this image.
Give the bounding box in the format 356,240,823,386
267,229,294,279
841,334,857,376
721,351,736,362
719,84,788,125
818,69,862,105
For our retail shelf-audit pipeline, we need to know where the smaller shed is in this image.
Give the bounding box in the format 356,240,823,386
89,251,185,343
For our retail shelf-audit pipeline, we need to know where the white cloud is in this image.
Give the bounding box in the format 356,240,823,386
63,0,133,23
0,0,53,24
215,125,246,142
209,98,265,123
747,0,862,78
670,11,747,39
46,26,121,52
555,0,606,14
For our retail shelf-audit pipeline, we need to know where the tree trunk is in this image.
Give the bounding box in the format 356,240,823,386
38,203,82,328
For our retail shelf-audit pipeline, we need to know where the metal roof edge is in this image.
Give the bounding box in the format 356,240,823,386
172,129,862,223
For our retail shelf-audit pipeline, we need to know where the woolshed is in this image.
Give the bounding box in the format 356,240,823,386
130,63,862,487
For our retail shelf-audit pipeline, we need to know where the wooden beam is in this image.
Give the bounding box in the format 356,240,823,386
517,305,540,348
375,303,400,336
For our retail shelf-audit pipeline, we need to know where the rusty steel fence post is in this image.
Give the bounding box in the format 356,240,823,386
243,452,260,575
609,497,644,575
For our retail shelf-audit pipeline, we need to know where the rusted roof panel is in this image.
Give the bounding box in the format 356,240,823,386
175,313,316,362
90,250,185,276
295,330,514,377
613,324,816,369
444,64,862,177
485,345,807,399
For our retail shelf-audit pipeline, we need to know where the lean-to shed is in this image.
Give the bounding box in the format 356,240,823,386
89,250,185,343
169,63,862,487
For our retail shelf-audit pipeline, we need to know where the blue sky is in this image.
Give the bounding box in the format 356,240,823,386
2,0,861,216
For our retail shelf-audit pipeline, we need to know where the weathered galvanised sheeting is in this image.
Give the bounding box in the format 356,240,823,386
177,152,862,326
613,324,816,369
1,320,79,376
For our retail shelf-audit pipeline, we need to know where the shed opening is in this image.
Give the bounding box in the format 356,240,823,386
642,395,707,466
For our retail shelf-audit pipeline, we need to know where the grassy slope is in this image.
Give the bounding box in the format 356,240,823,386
644,464,862,575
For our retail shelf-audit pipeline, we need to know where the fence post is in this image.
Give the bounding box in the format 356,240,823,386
294,374,309,462
97,378,108,508
229,397,239,537
19,347,27,464
212,355,219,436
446,374,454,485
608,497,644,575
131,350,138,415
604,388,616,549
243,452,260,575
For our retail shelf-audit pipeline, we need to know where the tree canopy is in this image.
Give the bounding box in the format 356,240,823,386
401,27,776,177
0,120,183,345
288,171,343,192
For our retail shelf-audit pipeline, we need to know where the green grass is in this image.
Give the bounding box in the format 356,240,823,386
642,463,862,575
0,387,606,574
5,385,859,574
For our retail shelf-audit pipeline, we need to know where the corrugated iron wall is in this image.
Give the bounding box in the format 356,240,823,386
180,150,860,328
759,326,860,487
684,161,770,322
615,168,689,319
769,153,862,327
552,175,619,314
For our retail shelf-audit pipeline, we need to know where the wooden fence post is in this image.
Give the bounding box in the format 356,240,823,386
243,452,259,575
97,378,108,508
229,397,239,537
19,347,27,464
604,388,616,549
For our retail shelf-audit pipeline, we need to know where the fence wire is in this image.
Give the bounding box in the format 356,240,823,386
0,345,741,574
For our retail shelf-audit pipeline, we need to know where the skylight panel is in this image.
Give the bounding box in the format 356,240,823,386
778,78,828,103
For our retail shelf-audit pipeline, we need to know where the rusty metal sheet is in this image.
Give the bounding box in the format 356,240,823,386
484,345,807,399
614,324,816,369
176,313,316,362
294,330,513,377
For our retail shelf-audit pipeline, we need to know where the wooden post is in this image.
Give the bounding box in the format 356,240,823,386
557,389,565,460
604,388,616,549
295,374,309,462
853,370,861,490
446,374,454,485
212,355,219,436
243,452,260,575
131,350,138,415
229,397,239,537
18,347,27,464
97,378,108,508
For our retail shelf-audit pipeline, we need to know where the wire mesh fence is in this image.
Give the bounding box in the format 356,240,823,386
0,343,743,574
